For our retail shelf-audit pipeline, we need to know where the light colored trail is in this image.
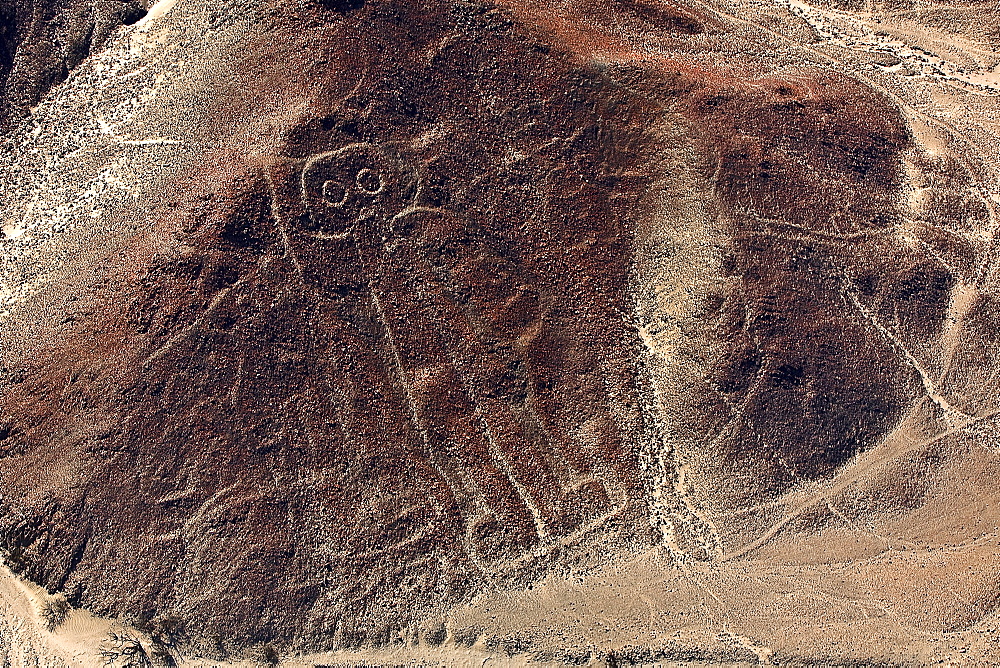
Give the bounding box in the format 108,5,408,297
135,0,180,27
718,408,1000,561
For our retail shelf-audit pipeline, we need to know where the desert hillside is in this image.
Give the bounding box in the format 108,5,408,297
0,0,999,664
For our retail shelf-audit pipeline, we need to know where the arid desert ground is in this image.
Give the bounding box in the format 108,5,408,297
1,0,1000,664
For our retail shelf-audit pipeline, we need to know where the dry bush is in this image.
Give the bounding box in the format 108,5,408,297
98,631,153,668
38,592,70,631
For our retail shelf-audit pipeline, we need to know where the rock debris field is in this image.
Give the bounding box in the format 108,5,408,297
1,0,1000,664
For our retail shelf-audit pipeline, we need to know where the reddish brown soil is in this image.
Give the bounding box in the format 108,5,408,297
0,0,960,659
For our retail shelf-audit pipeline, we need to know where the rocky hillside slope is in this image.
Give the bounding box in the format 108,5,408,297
0,0,999,664
0,0,149,131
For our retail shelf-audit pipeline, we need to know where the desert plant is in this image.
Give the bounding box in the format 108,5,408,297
38,592,70,631
98,631,153,668
261,643,279,665
147,640,178,668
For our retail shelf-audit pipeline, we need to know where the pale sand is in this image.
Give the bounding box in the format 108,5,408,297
136,0,180,28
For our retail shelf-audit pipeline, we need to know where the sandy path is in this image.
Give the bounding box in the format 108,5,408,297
0,559,116,666
136,0,180,27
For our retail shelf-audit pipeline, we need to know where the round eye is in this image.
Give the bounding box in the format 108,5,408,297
322,180,346,205
356,168,382,194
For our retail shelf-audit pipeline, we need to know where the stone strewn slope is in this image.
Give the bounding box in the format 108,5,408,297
0,0,997,663
0,0,148,130
0,1,666,656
